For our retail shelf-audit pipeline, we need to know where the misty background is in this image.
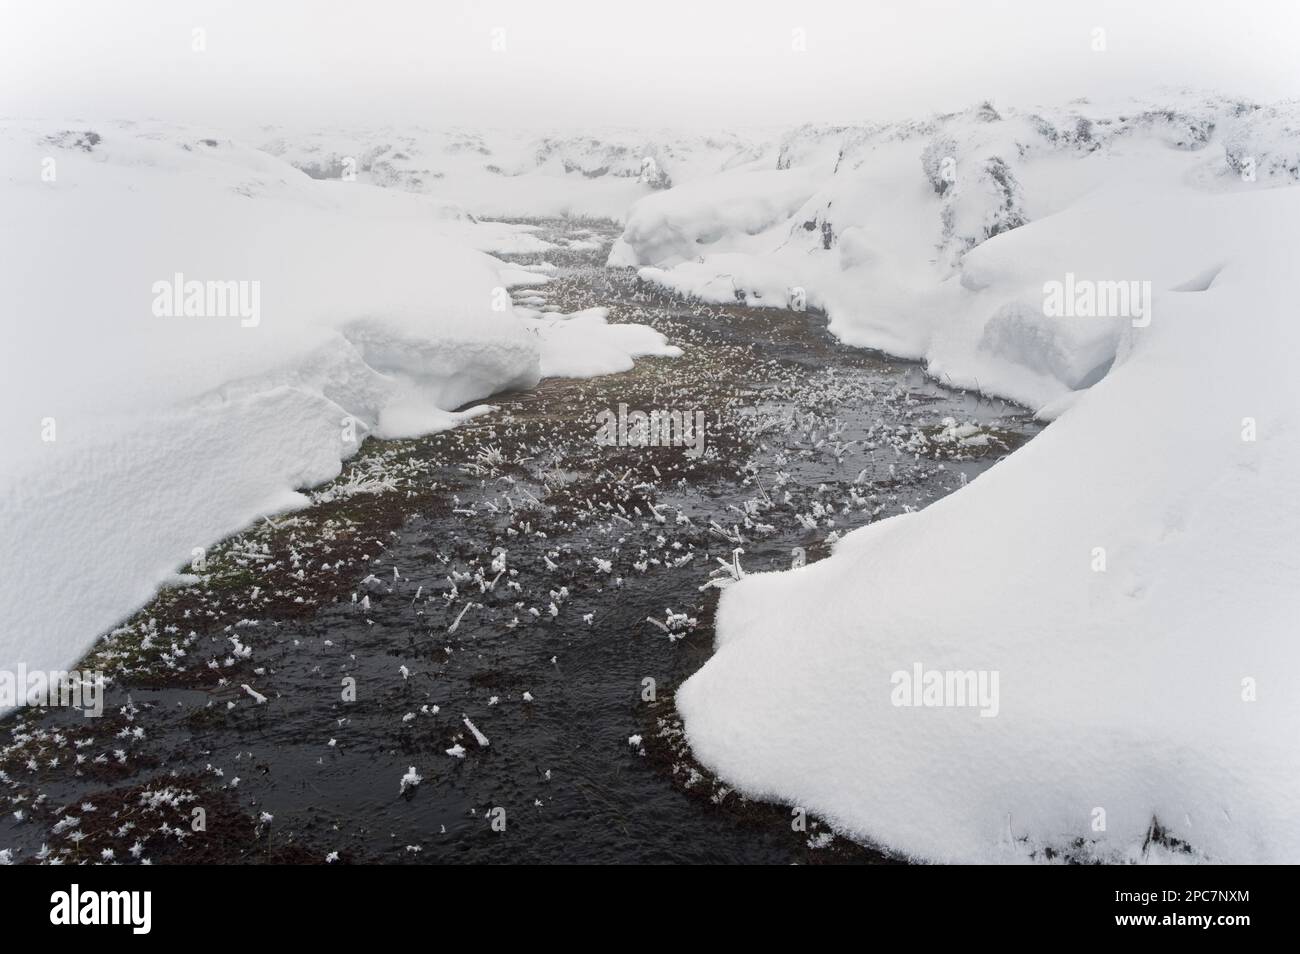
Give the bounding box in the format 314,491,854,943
3,0,1299,130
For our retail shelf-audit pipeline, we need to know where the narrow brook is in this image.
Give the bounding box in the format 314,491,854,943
0,220,1043,864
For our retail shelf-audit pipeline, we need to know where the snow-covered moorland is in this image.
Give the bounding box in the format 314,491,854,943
641,94,1300,862
0,120,678,680
3,90,1297,865
256,126,774,222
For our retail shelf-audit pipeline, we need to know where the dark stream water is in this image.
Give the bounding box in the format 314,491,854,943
0,220,1042,865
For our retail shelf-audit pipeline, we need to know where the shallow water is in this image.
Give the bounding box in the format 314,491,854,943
0,220,1042,864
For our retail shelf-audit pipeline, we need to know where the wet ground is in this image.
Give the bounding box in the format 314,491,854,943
0,219,1042,865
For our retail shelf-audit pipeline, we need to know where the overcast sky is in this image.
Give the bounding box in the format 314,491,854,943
3,0,1298,129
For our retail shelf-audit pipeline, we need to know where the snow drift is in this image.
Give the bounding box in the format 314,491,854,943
615,93,1290,413
660,95,1300,863
0,120,675,680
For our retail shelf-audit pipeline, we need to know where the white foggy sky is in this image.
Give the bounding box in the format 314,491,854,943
2,0,1298,129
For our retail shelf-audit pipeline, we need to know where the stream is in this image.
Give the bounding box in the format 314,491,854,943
0,219,1043,865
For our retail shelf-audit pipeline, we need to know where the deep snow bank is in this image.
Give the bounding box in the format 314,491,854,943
0,121,675,679
671,97,1300,862
615,93,1294,414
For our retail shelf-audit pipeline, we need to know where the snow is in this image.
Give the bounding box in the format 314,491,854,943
462,715,490,748
672,95,1300,863
525,307,682,378
608,167,820,269
615,93,1290,414
257,126,776,223
0,120,682,683
399,766,422,794
9,98,1298,863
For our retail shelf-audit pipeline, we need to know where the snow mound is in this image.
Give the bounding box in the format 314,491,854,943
526,308,682,379
608,168,821,269
615,93,1294,413
0,120,680,680
674,96,1300,864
